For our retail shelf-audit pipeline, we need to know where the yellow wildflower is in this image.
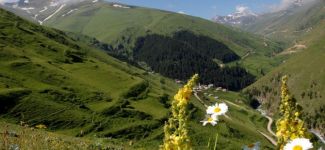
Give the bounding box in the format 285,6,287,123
276,76,308,149
161,74,198,150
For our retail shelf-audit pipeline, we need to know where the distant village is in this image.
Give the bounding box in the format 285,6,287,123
175,79,228,100
193,83,227,92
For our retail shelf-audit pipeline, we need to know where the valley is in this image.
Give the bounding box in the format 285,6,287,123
2,0,285,78
0,0,324,149
0,7,276,149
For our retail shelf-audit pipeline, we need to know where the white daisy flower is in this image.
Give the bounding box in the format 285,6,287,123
206,102,228,119
283,138,313,150
200,115,218,126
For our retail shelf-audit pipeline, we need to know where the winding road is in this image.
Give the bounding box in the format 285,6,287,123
258,109,276,137
257,109,277,145
266,116,276,136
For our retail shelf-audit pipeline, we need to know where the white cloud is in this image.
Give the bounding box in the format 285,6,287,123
234,5,257,16
270,0,317,11
235,5,249,13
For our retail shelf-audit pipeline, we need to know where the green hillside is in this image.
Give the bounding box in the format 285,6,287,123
0,7,176,148
0,8,278,149
242,0,325,45
41,1,284,78
244,20,325,136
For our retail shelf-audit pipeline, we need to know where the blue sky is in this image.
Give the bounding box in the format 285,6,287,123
107,0,285,19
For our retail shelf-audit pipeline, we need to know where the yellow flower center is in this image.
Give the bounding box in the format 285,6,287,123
208,117,213,122
214,107,221,113
293,145,303,150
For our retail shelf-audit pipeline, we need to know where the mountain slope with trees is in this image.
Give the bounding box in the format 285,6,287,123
134,31,255,90
0,8,276,149
1,0,285,79
244,20,325,136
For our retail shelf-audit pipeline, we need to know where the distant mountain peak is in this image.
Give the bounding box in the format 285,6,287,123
212,6,258,26
212,0,308,27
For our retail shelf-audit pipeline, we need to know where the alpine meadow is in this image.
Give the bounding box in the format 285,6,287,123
0,0,324,149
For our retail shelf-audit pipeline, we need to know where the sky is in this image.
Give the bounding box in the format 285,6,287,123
107,0,293,19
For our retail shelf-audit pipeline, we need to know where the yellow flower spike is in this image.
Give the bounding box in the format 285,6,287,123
161,74,198,150
276,75,309,149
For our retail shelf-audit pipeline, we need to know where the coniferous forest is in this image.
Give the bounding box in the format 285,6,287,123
134,31,255,91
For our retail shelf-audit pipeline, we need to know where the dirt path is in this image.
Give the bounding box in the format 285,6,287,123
257,109,278,146
263,114,276,137
278,44,307,56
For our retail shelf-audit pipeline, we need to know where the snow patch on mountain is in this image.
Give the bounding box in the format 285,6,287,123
0,0,97,26
20,6,33,10
39,6,48,12
113,4,130,9
39,4,65,25
212,5,258,26
62,8,78,17
178,11,186,15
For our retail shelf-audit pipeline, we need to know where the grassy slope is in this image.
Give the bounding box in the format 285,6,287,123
0,7,175,148
0,121,126,149
0,8,277,149
243,0,325,45
44,1,284,77
244,20,325,134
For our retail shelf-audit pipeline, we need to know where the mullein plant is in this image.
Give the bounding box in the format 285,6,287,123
161,74,198,150
276,75,312,150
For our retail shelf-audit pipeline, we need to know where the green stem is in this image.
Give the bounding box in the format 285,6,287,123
213,133,219,150
207,137,211,148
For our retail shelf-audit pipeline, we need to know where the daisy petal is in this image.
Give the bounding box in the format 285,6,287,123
283,138,313,150
206,106,215,114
